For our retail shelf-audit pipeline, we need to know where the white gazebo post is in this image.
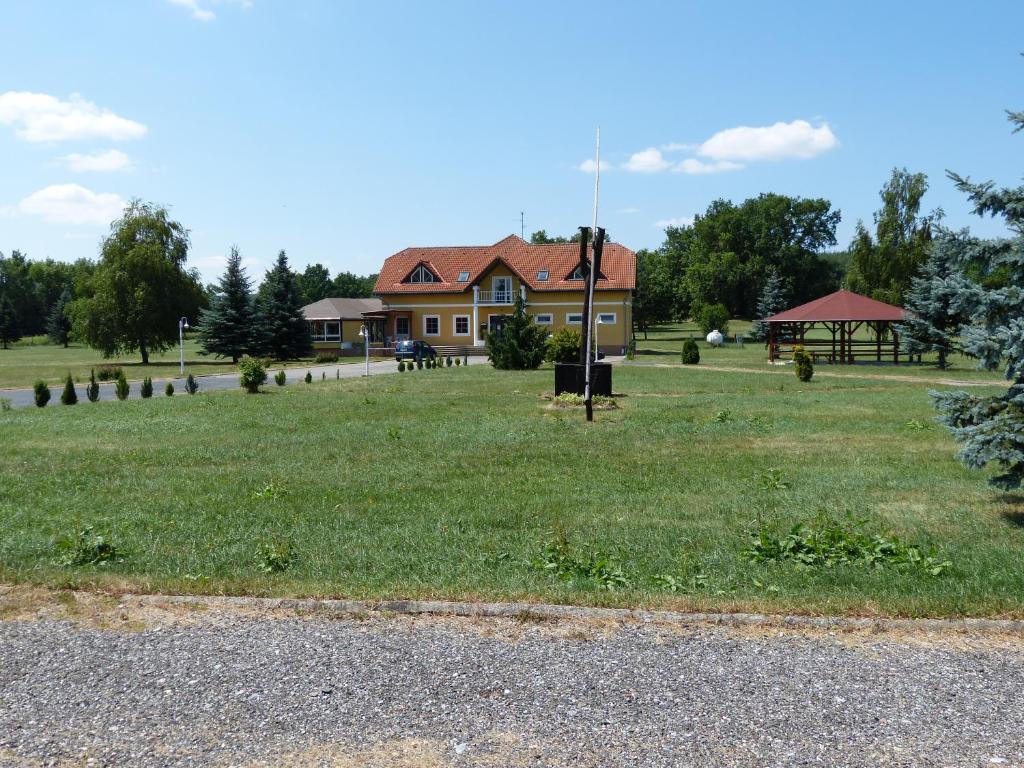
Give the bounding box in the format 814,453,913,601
472,285,481,346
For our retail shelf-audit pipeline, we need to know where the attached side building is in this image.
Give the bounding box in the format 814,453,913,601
373,234,636,353
302,296,385,352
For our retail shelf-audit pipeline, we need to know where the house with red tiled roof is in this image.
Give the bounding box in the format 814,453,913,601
369,234,636,353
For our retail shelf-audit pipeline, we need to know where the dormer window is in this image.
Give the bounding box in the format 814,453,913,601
569,265,587,280
457,271,470,282
537,269,549,281
406,264,438,284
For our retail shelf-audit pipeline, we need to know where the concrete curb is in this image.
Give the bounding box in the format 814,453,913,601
129,594,1024,635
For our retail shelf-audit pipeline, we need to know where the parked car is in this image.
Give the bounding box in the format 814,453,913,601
394,339,438,361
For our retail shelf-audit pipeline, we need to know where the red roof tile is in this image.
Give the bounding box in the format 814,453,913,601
766,290,906,322
373,234,636,294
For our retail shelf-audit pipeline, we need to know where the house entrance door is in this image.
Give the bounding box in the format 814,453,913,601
488,315,509,337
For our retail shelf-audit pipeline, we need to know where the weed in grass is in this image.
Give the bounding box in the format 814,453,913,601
253,481,288,501
713,409,732,423
742,513,953,576
55,527,125,567
387,425,400,440
758,468,789,491
0,398,11,411
532,530,630,591
255,538,296,573
905,419,933,430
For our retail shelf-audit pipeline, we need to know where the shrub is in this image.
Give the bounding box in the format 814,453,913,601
398,361,406,372
681,339,700,365
486,294,548,370
55,526,125,567
140,377,154,399
626,339,636,360
97,364,121,382
86,369,100,402
239,356,268,393
416,358,423,370
304,371,312,384
463,354,468,366
455,357,461,366
544,326,583,364
114,370,130,400
184,373,199,395
0,398,11,411
793,345,814,382
314,352,339,364
696,303,730,336
165,381,175,396
274,369,286,386
60,373,78,405
33,380,51,408
446,355,453,367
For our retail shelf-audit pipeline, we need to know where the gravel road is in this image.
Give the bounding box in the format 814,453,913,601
1,600,1022,767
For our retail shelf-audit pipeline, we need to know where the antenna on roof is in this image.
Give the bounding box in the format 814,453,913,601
520,211,524,239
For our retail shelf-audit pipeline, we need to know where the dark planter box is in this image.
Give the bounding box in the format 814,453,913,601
554,362,612,397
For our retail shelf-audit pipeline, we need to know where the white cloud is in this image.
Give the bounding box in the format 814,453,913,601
623,147,670,173
60,149,132,172
577,158,612,173
674,158,744,175
16,184,126,226
654,216,694,229
166,0,253,22
698,119,838,162
0,92,147,143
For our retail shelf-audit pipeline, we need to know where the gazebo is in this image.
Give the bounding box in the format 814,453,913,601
765,290,907,364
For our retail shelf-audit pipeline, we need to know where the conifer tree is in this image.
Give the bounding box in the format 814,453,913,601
196,247,259,363
60,373,78,405
893,245,971,369
255,250,312,360
46,288,73,348
750,269,787,342
485,293,548,370
930,106,1024,489
86,369,100,402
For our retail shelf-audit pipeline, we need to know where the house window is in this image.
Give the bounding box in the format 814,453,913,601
569,265,587,280
537,270,549,281
533,313,553,325
424,315,440,336
597,313,617,324
492,276,512,302
309,320,341,342
457,271,470,282
566,313,583,325
395,317,410,338
407,265,437,284
453,315,470,335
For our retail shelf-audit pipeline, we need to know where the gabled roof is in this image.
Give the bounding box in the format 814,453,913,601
766,290,905,323
373,234,636,294
302,297,384,320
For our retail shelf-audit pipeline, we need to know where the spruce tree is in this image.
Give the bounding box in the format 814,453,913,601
86,369,100,402
750,269,787,342
0,293,20,349
893,245,970,369
485,293,548,370
930,106,1024,489
46,288,73,348
60,373,78,405
255,250,312,360
196,247,259,363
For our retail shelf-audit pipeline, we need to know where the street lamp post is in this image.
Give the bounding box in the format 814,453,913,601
593,314,605,363
359,324,369,377
178,317,189,375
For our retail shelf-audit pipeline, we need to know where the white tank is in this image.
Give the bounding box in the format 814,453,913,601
706,330,724,347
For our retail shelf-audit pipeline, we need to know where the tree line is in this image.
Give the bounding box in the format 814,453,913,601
0,201,376,361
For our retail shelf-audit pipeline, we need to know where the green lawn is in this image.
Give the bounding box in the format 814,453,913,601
0,337,359,390
1,340,1020,618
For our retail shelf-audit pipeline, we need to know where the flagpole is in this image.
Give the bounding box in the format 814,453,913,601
583,127,600,422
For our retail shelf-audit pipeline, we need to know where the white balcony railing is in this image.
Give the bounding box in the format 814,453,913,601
477,290,514,304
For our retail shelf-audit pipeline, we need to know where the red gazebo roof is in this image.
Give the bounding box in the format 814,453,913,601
766,290,905,323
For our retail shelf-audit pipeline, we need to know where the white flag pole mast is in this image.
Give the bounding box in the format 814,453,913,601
583,127,600,421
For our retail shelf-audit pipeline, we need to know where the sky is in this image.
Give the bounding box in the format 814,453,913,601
1,0,1022,283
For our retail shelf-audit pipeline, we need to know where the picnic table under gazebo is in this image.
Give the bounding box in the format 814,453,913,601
765,289,907,364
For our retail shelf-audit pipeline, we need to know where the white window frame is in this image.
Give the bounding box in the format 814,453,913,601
569,266,586,280
566,313,583,325
453,314,470,336
597,313,617,325
534,313,553,325
309,320,341,342
408,265,436,284
537,270,549,281
423,314,441,336
457,271,470,282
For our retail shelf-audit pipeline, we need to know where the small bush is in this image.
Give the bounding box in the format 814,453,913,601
60,373,78,405
97,364,121,382
274,369,286,386
681,339,700,365
626,339,636,360
416,359,423,370
446,355,453,367
184,373,199,395
165,381,175,396
314,352,339,364
55,526,125,567
696,303,730,336
793,345,814,382
140,377,154,399
544,326,583,364
454,357,461,366
1,397,12,411
398,361,406,372
33,380,51,408
114,370,130,400
239,356,268,393
256,538,295,573
86,369,100,402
